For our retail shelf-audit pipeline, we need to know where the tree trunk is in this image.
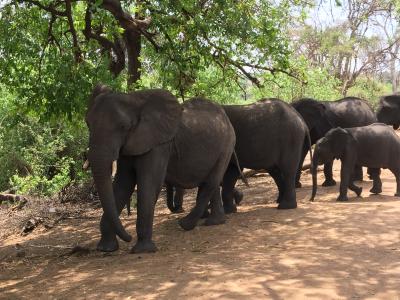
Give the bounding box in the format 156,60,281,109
124,29,142,87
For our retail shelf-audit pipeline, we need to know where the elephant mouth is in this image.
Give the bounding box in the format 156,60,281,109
393,124,400,130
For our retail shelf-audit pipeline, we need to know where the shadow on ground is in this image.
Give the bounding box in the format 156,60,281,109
1,164,400,299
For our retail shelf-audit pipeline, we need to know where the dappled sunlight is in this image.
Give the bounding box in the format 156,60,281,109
1,160,400,299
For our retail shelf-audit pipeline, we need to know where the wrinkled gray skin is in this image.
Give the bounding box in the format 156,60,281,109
221,99,313,212
376,95,400,129
292,97,377,188
167,99,313,213
311,124,400,202
86,85,235,253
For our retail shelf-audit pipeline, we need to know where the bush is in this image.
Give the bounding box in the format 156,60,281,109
0,86,89,195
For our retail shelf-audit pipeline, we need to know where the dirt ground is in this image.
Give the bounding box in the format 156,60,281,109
1,160,400,299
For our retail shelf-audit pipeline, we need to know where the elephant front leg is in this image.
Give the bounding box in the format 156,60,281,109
131,147,170,254
97,160,136,252
337,160,354,201
322,160,337,186
368,168,382,194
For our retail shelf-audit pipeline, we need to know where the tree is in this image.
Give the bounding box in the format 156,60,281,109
292,0,399,95
0,0,301,117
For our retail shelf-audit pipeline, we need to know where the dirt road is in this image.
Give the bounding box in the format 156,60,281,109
1,161,400,299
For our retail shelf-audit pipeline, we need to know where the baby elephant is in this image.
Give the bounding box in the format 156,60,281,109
311,123,400,201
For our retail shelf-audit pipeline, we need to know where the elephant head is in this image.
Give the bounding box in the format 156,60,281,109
310,128,351,200
85,84,182,242
376,95,400,130
291,98,333,142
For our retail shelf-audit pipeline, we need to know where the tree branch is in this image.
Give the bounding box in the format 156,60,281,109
65,0,82,63
19,0,68,16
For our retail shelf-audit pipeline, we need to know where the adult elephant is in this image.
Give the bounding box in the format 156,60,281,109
292,97,377,187
376,94,400,129
86,85,235,253
166,98,312,213
221,98,312,213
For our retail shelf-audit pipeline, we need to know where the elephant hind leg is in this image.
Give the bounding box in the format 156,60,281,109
221,164,240,214
368,168,382,194
277,166,297,209
179,183,218,230
166,184,184,213
204,189,226,226
389,167,400,197
295,143,309,188
269,166,284,203
352,165,363,181
349,181,362,197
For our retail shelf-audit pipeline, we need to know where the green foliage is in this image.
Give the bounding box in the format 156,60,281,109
0,86,88,195
250,57,342,102
347,77,392,107
0,4,126,120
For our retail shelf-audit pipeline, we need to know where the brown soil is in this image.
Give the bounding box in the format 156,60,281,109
1,161,400,299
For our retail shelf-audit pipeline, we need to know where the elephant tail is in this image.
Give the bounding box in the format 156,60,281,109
233,150,249,187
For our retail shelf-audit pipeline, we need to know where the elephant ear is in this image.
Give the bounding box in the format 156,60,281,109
328,127,353,158
122,90,182,156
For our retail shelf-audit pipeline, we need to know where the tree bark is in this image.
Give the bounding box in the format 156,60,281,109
124,29,142,87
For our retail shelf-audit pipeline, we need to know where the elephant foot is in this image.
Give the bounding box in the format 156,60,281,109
179,215,198,231
322,179,336,187
233,190,244,206
171,207,184,214
130,240,157,254
394,193,400,197
295,181,302,188
277,201,297,209
201,209,210,219
352,186,362,197
370,186,382,194
223,203,237,214
204,215,226,226
336,195,349,201
97,235,119,252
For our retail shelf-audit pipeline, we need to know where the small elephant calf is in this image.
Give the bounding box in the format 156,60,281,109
311,123,400,201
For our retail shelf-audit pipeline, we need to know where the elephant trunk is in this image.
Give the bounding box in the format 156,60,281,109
89,154,132,242
310,154,318,201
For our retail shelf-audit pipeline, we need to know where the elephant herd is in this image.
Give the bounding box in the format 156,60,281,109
85,84,400,254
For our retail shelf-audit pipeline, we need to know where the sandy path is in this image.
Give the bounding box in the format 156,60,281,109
1,161,400,299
